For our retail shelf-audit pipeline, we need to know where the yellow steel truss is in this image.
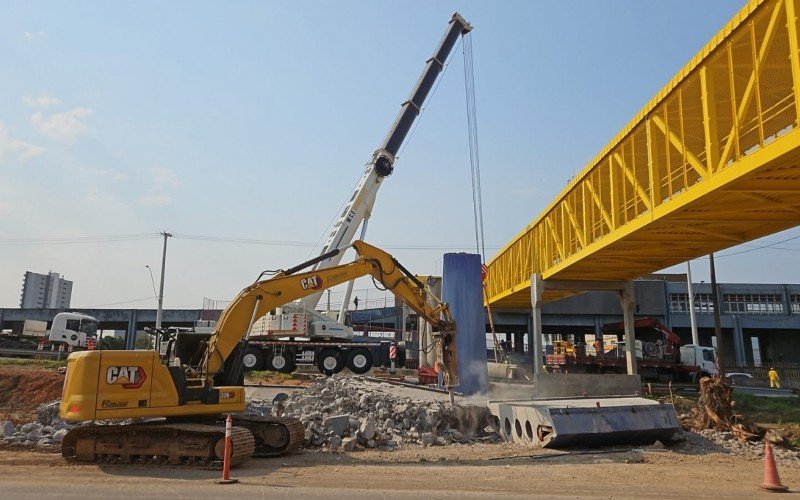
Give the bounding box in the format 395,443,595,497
487,0,800,307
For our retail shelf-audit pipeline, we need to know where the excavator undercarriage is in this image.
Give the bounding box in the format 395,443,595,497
61,414,304,467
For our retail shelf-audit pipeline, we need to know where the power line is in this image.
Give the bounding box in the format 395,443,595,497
717,233,800,257
80,296,155,308
0,230,502,251
0,233,160,246
687,233,800,260
172,233,500,251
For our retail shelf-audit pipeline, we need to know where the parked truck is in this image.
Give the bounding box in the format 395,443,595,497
0,312,99,357
545,317,718,382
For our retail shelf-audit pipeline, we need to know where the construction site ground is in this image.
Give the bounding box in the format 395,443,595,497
1,443,799,499
2,362,800,498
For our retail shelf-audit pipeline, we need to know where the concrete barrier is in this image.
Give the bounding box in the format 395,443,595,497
533,373,641,398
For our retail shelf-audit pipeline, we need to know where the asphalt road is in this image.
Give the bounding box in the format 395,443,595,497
732,386,798,398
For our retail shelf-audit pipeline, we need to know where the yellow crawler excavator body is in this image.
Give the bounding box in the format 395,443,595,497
60,350,245,421
57,241,457,466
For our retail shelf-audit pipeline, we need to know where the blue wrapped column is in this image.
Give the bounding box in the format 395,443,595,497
441,253,488,395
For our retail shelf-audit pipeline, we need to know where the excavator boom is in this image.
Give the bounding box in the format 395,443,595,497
204,240,457,386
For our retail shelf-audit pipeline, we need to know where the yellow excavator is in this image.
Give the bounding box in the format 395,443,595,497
59,241,458,466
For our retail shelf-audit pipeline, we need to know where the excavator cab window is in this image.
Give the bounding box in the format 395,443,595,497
174,332,210,368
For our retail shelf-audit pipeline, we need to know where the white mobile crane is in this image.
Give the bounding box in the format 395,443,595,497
242,13,472,374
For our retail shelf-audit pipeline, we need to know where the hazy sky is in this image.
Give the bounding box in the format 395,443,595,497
1,1,794,310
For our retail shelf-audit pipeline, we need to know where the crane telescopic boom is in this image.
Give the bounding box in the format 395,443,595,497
300,13,472,311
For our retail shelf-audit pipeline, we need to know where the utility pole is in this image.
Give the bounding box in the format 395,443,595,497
155,231,172,330
686,261,699,345
709,253,725,376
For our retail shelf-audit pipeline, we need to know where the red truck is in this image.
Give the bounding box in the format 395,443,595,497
545,317,718,382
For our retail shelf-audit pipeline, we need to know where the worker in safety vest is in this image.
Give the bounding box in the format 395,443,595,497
768,367,781,389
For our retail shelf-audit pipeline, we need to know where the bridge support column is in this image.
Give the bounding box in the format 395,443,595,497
528,278,640,375
732,315,746,365
619,281,637,375
125,309,138,350
530,273,544,375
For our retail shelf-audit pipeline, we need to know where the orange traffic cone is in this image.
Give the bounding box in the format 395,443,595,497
759,442,789,493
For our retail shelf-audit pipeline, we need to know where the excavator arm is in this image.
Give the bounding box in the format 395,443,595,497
203,240,458,387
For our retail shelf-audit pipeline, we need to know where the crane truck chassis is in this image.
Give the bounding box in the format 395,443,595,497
59,241,458,467
243,338,406,375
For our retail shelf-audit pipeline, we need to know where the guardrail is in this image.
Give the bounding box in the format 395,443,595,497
727,364,800,380
0,347,68,360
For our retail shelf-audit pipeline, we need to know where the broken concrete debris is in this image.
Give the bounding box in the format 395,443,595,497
250,375,498,451
0,401,73,449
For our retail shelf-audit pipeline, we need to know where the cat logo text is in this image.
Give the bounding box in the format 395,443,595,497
106,366,148,389
300,275,323,290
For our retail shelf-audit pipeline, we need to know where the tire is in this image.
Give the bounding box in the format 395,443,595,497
395,341,407,367
267,349,297,373
242,346,265,372
317,348,345,376
346,348,373,375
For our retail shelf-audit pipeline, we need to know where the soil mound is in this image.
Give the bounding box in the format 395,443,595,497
0,366,64,423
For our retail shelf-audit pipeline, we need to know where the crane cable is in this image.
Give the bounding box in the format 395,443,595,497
463,33,485,262
462,32,504,363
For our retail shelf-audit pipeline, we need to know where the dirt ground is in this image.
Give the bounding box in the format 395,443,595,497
0,365,64,423
0,442,797,499
1,363,798,498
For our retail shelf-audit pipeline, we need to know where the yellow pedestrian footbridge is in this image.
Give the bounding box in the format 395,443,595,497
486,0,800,307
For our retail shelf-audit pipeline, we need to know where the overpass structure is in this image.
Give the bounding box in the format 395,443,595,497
484,0,800,372
0,308,211,350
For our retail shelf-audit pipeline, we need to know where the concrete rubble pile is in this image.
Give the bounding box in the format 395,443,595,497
249,376,497,452
0,401,73,449
672,428,800,468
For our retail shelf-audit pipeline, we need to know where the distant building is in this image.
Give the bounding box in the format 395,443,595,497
20,271,72,308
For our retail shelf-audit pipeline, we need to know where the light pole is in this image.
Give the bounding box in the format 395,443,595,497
686,260,699,345
155,232,172,330
709,252,725,376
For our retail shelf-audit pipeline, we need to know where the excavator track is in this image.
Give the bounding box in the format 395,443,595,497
61,422,255,468
232,414,305,457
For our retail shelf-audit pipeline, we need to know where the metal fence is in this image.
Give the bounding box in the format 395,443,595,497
727,363,800,380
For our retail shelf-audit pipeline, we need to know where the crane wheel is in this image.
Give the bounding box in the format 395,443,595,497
242,347,265,371
346,348,373,375
266,349,297,373
317,348,345,376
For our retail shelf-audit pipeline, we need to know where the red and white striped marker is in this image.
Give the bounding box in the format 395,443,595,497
389,345,397,360
216,414,238,484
